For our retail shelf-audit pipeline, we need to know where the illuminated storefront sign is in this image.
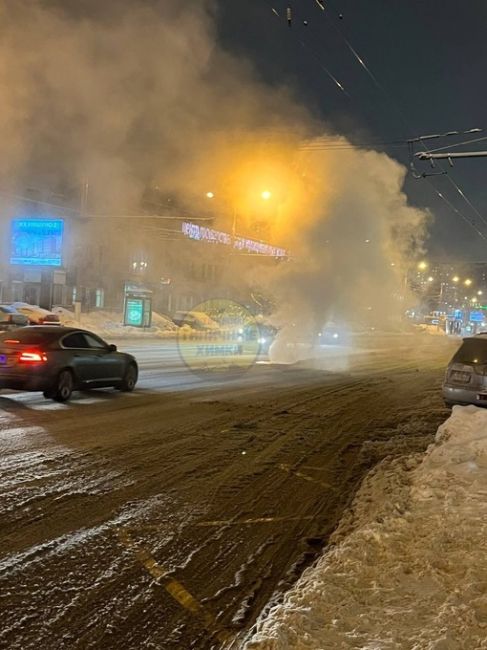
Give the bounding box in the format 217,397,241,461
181,221,287,257
233,236,286,258
181,222,232,245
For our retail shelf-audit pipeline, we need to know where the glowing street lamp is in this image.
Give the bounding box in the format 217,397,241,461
427,276,434,282
478,290,483,296
205,187,276,237
132,260,148,272
464,278,473,287
452,275,460,283
418,261,428,271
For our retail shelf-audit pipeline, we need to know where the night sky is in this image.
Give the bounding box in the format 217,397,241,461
216,0,487,261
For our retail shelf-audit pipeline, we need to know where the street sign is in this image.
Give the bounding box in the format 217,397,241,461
53,270,66,285
470,311,484,322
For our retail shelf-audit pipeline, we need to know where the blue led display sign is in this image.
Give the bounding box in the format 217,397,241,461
10,219,64,267
470,311,484,323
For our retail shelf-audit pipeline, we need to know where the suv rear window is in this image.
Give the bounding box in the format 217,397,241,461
452,338,487,364
0,330,60,345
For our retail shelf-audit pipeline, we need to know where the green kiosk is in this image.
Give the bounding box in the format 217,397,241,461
123,283,152,328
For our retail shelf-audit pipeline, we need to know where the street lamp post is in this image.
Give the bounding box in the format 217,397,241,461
206,190,274,239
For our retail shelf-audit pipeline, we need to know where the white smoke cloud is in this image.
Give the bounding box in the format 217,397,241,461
0,0,307,210
0,1,430,337
267,138,430,362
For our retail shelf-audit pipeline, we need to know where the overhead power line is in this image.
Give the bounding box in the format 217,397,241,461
300,139,408,151
268,2,348,95
431,188,487,242
304,2,487,244
0,189,215,222
85,214,213,221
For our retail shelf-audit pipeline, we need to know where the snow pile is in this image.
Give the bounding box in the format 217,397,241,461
415,323,447,337
51,307,179,339
245,406,487,649
184,311,220,330
150,311,179,332
51,306,74,322
269,340,351,371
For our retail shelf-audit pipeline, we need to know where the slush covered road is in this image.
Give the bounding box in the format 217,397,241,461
0,335,457,649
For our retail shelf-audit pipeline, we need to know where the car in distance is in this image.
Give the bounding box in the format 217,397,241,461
0,326,138,402
443,334,487,406
0,305,29,331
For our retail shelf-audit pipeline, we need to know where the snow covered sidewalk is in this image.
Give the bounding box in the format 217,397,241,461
52,307,179,339
244,406,487,649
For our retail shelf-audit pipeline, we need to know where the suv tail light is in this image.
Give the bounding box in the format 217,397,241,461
18,350,47,363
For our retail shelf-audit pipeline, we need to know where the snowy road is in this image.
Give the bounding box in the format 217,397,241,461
0,335,458,649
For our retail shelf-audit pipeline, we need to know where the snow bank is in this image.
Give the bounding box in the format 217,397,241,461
415,323,447,336
51,308,178,339
245,405,487,649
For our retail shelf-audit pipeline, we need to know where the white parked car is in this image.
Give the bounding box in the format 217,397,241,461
11,303,61,326
0,305,29,330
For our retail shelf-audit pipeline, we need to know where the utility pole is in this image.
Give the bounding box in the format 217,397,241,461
80,179,89,218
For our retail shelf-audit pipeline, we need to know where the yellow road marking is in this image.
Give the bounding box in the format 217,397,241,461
118,529,231,643
279,463,336,490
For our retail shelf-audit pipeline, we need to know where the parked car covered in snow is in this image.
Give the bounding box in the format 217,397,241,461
11,303,60,325
0,305,29,330
173,310,219,330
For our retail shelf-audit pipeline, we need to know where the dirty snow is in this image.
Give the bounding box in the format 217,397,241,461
244,405,487,649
